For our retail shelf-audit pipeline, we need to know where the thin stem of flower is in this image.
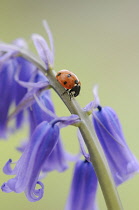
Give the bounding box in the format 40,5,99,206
47,69,123,210
0,45,123,210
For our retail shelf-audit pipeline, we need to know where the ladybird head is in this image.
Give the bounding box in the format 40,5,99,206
69,84,81,98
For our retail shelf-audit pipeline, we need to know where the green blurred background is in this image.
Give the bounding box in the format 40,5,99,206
0,0,139,209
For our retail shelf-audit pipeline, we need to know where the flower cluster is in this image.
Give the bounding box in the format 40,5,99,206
0,21,139,209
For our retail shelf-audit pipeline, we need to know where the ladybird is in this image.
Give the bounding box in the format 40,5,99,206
56,70,81,99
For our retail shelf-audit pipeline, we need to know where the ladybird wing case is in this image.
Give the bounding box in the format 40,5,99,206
56,70,81,97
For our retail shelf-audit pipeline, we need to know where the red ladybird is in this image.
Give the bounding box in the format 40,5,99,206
56,70,81,98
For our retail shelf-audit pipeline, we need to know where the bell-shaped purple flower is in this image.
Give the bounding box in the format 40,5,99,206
0,55,16,138
1,115,79,201
66,160,98,210
28,94,70,173
93,106,139,186
2,121,59,201
0,39,38,138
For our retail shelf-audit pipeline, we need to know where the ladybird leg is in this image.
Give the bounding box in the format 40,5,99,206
61,89,69,96
69,93,73,100
69,90,75,100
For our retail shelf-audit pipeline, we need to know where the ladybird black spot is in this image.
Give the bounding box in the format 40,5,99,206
57,73,61,76
64,81,67,85
74,79,78,84
67,74,71,77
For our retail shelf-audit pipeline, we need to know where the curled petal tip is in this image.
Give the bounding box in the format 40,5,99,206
25,181,44,202
1,183,12,193
3,159,15,175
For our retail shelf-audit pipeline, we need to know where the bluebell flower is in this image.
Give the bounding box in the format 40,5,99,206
15,89,75,174
65,160,98,210
28,95,71,173
0,21,54,135
32,72,82,172
89,99,139,186
84,87,139,186
65,130,98,210
26,73,74,173
1,115,79,202
0,53,16,138
29,87,81,173
93,106,139,185
0,39,38,138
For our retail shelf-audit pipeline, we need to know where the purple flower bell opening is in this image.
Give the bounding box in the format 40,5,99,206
2,115,79,201
28,94,70,173
93,106,139,186
66,160,98,210
2,121,59,201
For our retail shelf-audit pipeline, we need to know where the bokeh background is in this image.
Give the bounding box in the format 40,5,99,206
0,0,139,209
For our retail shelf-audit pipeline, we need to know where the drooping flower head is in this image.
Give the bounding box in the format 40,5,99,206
0,39,37,138
0,21,54,139
93,106,139,185
85,86,139,186
66,160,98,210
2,115,80,201
65,126,99,210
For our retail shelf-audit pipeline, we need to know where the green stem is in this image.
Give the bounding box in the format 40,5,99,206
1,44,123,210
47,69,123,210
